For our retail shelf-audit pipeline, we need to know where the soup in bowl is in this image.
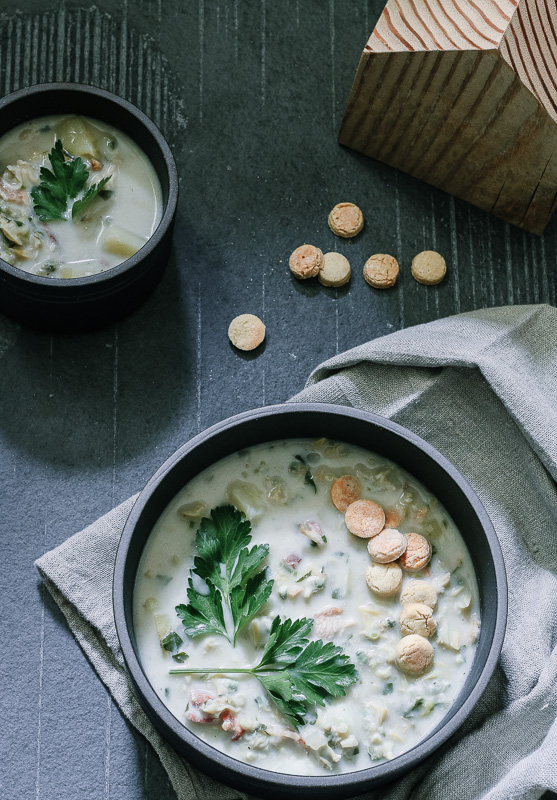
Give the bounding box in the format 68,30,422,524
0,83,178,330
0,114,163,279
114,404,506,799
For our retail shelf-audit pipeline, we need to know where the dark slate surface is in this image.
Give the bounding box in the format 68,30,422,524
0,2,555,799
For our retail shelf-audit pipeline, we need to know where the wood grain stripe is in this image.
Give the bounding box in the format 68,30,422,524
382,6,416,50
356,54,416,151
371,28,396,51
421,0,461,48
466,0,505,34
492,0,519,19
395,50,464,167
537,0,557,51
402,51,484,173
430,0,482,50
393,0,432,49
505,19,557,117
380,51,443,159
370,51,433,155
499,34,512,63
370,0,511,54
508,0,557,118
530,0,557,76
517,2,557,104
450,0,499,46
409,52,501,178
339,51,391,142
437,59,524,193
340,52,406,151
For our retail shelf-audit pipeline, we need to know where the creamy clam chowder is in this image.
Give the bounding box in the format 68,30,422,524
0,115,162,277
133,438,481,776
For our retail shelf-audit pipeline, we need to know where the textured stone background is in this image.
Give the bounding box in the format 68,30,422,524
0,2,555,799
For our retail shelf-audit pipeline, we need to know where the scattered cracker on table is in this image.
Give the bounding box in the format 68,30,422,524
328,202,364,238
411,250,447,285
289,244,324,279
363,253,399,289
228,313,266,351
318,251,351,287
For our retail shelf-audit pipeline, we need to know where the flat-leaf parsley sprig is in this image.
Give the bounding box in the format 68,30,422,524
31,139,111,222
72,175,111,219
175,505,273,645
170,615,358,728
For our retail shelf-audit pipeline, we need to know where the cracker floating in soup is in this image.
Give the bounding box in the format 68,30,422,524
0,115,162,278
133,438,481,776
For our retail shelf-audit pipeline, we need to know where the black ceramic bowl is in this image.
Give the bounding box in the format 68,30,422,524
0,83,178,331
114,403,507,799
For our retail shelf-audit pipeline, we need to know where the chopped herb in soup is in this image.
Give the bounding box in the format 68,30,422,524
133,438,481,776
0,115,162,278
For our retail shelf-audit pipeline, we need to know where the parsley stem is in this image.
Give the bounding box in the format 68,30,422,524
168,616,358,728
169,667,255,675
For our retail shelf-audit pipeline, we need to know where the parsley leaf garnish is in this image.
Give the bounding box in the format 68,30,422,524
31,139,112,223
175,505,272,645
31,140,88,221
170,506,357,727
256,617,358,726
160,631,183,652
169,615,358,728
171,652,189,664
176,580,227,639
72,175,111,219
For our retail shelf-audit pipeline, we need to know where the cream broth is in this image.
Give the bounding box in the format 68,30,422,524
0,115,162,278
133,438,481,776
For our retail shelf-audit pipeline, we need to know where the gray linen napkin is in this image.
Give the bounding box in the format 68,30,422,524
36,304,557,800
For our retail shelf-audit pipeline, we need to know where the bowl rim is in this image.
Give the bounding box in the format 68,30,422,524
113,402,507,794
0,81,178,289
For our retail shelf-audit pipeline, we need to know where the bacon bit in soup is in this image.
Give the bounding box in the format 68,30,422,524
0,183,27,204
220,710,245,740
185,708,213,723
313,607,356,640
190,690,214,707
315,606,343,618
266,726,306,746
283,553,302,570
298,520,327,546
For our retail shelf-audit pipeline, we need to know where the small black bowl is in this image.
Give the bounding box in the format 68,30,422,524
113,403,507,799
0,83,178,331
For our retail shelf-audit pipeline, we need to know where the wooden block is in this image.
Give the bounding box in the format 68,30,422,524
339,0,557,234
